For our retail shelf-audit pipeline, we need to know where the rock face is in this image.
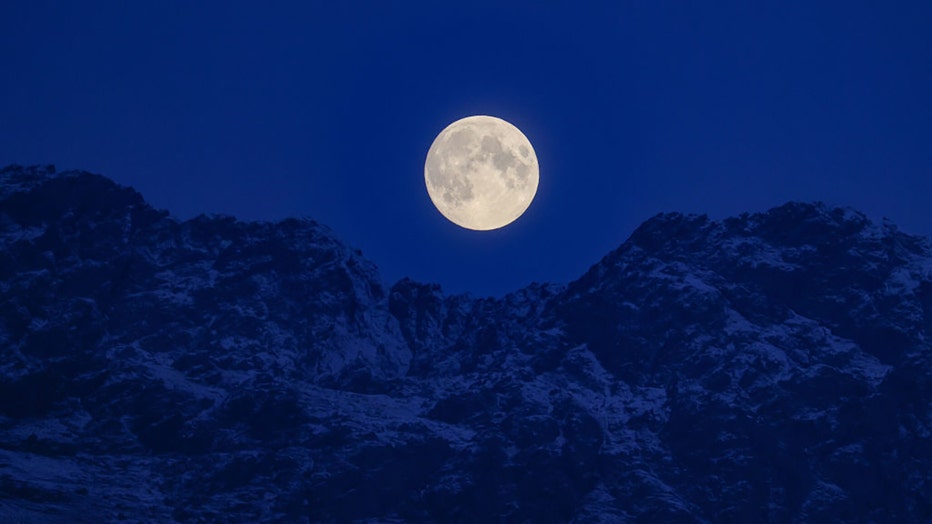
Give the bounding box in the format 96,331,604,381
1,164,930,523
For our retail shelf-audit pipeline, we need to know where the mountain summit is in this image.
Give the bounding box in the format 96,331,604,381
1,165,930,522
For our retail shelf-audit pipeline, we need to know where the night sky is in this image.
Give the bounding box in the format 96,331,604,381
3,2,930,297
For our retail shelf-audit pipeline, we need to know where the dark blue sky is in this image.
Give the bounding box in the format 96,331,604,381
3,1,931,296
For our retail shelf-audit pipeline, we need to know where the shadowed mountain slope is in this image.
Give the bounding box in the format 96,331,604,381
1,165,930,522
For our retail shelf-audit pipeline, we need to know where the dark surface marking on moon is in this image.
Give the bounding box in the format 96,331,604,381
483,136,516,172
429,154,474,206
441,173,473,205
481,134,529,190
514,163,530,183
448,129,478,158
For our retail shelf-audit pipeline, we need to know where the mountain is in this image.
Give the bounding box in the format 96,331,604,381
1,164,930,523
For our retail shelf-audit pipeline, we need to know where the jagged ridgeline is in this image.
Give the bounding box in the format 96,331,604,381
1,164,930,522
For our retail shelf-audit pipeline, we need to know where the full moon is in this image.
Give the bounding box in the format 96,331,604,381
425,115,539,231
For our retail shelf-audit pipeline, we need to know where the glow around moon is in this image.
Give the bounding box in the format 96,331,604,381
425,115,539,231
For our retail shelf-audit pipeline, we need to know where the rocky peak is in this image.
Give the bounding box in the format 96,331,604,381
0,165,153,224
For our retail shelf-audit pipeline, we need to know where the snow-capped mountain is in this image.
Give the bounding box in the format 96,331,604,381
1,164,930,522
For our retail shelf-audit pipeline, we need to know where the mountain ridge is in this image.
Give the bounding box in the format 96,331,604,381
1,164,930,522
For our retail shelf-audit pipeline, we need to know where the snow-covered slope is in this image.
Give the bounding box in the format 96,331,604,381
1,165,930,522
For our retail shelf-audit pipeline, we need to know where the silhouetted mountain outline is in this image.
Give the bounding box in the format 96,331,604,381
1,165,930,522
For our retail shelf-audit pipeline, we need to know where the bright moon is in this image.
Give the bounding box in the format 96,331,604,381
425,115,539,231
